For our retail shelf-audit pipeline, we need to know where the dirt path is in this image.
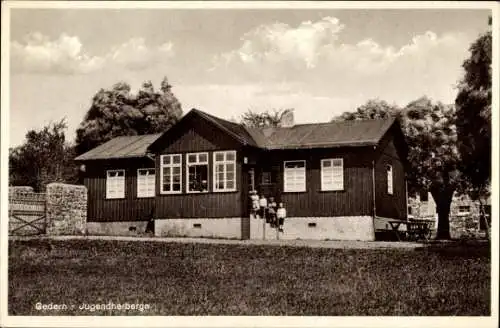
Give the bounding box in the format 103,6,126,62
9,235,430,249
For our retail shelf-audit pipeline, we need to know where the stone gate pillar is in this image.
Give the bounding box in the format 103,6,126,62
46,183,87,235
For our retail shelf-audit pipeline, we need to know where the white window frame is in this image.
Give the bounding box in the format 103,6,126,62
283,160,306,193
186,152,209,193
137,168,155,198
321,158,344,191
387,164,394,195
213,150,237,192
106,169,125,199
160,154,182,194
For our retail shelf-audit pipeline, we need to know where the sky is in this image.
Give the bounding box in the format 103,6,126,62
7,7,491,147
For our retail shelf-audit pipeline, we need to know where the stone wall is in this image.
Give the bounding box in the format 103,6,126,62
408,192,487,239
449,195,483,239
46,183,87,235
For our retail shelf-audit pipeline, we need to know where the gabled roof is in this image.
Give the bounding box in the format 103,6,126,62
244,117,396,149
75,134,161,161
192,109,258,147
146,108,259,152
76,109,402,161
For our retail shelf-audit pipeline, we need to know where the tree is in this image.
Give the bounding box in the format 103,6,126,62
334,97,463,239
75,76,183,155
402,98,463,240
333,99,401,121
455,23,491,206
9,119,78,192
241,108,294,128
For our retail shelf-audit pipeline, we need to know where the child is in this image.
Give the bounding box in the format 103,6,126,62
277,203,286,232
250,190,259,218
259,194,268,220
268,197,277,226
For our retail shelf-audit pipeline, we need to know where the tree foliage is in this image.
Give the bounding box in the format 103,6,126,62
9,119,79,192
241,108,294,128
455,26,492,200
333,99,401,121
334,97,462,239
75,76,183,155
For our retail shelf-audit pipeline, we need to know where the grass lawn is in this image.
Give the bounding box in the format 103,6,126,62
8,238,490,316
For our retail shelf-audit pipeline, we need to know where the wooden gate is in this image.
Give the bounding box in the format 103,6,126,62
9,192,47,235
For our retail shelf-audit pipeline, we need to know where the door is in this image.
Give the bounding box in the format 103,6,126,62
240,165,255,239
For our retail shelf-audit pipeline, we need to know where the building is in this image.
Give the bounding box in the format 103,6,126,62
75,108,409,240
408,191,491,239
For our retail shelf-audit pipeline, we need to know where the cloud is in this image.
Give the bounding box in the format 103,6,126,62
210,17,471,104
108,37,174,71
11,33,175,75
175,83,355,125
11,32,105,74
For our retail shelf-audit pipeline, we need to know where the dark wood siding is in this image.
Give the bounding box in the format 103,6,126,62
156,118,242,154
258,148,375,217
154,121,245,218
85,158,156,222
374,131,407,220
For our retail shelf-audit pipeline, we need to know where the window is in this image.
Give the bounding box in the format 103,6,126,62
213,151,236,192
387,165,393,195
284,160,306,192
458,205,471,216
321,158,344,191
408,206,413,215
137,168,155,198
187,152,209,193
106,170,125,199
161,154,182,194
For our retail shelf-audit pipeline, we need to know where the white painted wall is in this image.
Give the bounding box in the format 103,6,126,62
87,221,149,235
251,216,375,241
155,218,242,239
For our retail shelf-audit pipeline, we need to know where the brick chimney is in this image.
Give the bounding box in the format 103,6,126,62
280,110,294,128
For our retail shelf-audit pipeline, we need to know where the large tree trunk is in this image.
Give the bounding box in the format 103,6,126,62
431,188,454,240
478,198,490,241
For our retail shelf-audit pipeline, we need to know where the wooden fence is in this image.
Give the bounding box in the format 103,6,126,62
9,192,47,235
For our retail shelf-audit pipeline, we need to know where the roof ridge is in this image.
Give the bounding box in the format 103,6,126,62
247,117,396,131
190,108,253,146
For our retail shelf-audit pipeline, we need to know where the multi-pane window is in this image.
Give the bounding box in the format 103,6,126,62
213,151,236,192
106,170,125,199
137,168,155,198
284,160,306,192
161,154,182,194
321,158,344,191
387,164,393,195
187,152,209,193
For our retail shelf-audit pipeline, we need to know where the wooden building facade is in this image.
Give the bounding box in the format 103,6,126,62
76,109,408,240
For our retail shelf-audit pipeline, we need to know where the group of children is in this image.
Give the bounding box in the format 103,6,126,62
250,190,286,232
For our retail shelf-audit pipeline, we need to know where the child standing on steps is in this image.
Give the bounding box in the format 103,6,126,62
259,194,268,220
268,197,277,226
277,203,286,232
250,190,259,218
